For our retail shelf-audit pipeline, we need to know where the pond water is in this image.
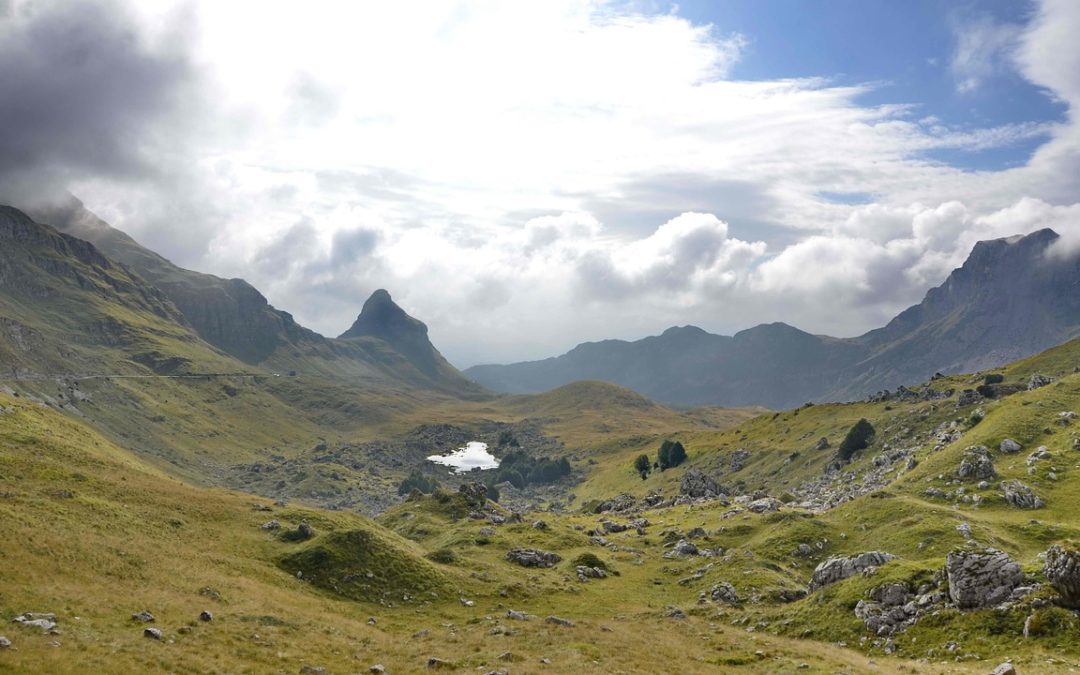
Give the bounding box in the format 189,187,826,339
427,441,500,473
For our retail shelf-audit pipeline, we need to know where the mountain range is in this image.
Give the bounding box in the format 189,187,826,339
466,228,1080,408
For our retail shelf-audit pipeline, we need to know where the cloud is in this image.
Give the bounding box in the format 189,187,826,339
949,11,1022,94
0,0,198,202
4,0,1080,366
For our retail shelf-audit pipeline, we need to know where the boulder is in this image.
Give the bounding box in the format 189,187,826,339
814,437,830,451
747,497,781,513
199,611,213,622
809,552,897,591
506,610,529,620
260,520,281,530
710,582,738,604
426,657,452,669
544,615,574,627
12,613,57,633
1028,374,1053,390
956,446,996,480
1000,480,1044,509
666,539,699,558
0,636,9,649
1000,438,1023,454
1044,544,1080,608
991,662,1017,675
505,548,561,568
143,627,163,640
532,520,548,530
945,548,1023,609
679,469,723,499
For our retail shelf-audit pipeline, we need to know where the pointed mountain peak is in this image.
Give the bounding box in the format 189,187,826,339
339,289,428,341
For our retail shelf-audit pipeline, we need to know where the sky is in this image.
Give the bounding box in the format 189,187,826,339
2,0,1080,367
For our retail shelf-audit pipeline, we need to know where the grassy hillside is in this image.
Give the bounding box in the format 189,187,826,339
0,392,961,674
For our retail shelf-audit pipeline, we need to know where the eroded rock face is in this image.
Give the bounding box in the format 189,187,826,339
680,469,724,499
809,552,897,591
1000,480,1044,509
956,446,996,480
505,548,561,568
945,548,1023,609
1044,544,1080,608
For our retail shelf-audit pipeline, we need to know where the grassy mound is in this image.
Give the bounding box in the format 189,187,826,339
278,529,450,604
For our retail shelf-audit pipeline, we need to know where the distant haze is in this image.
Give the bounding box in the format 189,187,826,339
3,1,1080,367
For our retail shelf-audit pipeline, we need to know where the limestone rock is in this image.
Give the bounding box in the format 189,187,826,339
956,446,996,480
1000,438,1023,454
143,627,163,640
1044,544,1080,608
809,552,897,591
680,469,724,499
1000,480,1044,509
945,548,1023,609
505,548,561,568
747,497,781,513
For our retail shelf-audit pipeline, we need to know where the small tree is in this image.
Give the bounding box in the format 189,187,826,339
634,454,651,479
837,418,875,462
658,439,687,469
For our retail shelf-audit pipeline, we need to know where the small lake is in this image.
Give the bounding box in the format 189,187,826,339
427,441,500,473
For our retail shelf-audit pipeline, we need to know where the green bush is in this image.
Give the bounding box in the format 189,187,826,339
634,454,651,479
984,373,1004,385
837,419,875,462
398,471,439,496
426,548,458,564
657,440,687,470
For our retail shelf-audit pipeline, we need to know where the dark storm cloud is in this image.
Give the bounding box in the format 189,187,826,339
0,0,197,202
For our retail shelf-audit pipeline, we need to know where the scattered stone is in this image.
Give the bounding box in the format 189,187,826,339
1028,374,1053,390
367,617,377,625
143,627,163,640
956,522,974,540
815,437,830,451
532,520,548,530
686,527,706,539
809,552,897,591
576,565,608,582
506,610,529,620
1044,544,1080,608
957,446,996,480
0,636,10,649
426,657,452,669
1000,480,1044,509
680,469,724,499
478,527,496,537
11,613,57,633
544,615,574,627
1026,447,1052,465
130,610,154,623
665,606,687,620
299,667,326,675
199,611,212,622
260,520,281,531
505,548,561,568
945,548,1023,609
601,521,628,534
710,582,739,604
747,497,781,513
1000,439,1023,454
594,494,636,513
991,662,1017,675
665,539,699,558
369,666,386,674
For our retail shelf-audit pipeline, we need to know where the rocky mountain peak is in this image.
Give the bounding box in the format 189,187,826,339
340,289,429,342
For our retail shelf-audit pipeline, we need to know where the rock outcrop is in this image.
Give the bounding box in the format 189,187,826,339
1044,544,1080,608
809,552,897,591
944,548,1023,609
1000,480,1044,509
956,446,996,480
680,469,724,499
505,548,561,568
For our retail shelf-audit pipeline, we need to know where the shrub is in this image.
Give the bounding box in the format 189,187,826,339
837,419,875,462
984,373,1004,385
657,440,687,469
485,483,500,502
634,454,651,479
398,471,439,496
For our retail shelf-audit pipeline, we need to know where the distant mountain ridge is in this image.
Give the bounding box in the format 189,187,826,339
467,228,1080,408
31,197,480,395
